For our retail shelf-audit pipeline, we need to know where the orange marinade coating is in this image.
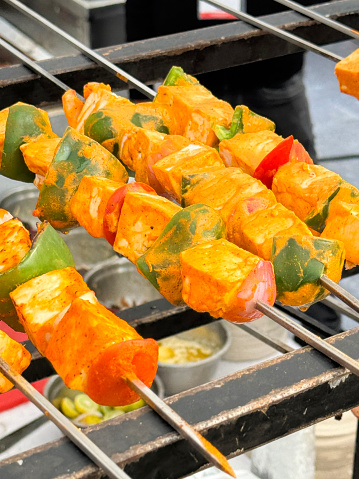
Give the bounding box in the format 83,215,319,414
155,83,233,147
335,48,359,100
10,267,95,356
0,218,31,274
71,175,125,238
0,330,31,393
46,297,158,406
113,191,181,264
219,130,282,174
272,162,342,222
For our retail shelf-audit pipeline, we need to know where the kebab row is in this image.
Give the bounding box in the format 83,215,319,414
0,208,159,406
0,75,349,317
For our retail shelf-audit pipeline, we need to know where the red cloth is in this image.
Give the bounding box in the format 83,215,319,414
0,378,49,412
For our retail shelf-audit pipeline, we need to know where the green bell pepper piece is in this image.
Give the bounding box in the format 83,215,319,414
213,105,276,142
272,235,345,305
305,187,340,233
136,204,226,305
0,221,75,331
0,103,56,182
162,66,198,87
130,112,169,134
35,126,128,231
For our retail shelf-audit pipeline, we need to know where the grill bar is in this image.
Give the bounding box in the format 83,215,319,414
274,0,359,40
257,302,359,375
0,36,84,101
0,357,132,479
0,1,357,107
2,0,156,99
203,0,343,62
2,325,359,479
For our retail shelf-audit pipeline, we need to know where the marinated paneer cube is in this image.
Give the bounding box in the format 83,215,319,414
226,190,277,243
126,128,167,178
134,131,190,191
272,162,342,222
0,218,31,273
152,143,224,202
113,192,181,263
10,267,94,355
45,297,144,394
219,130,282,174
335,48,359,100
237,203,312,260
272,235,345,307
321,201,359,265
182,167,272,224
0,330,31,393
180,238,276,323
305,181,359,234
0,208,12,225
71,176,125,238
20,137,61,177
155,83,233,146
136,204,225,305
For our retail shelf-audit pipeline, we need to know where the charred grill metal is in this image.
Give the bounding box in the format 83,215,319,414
2,322,359,479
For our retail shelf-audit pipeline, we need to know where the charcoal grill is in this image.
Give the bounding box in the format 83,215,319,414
1,1,359,478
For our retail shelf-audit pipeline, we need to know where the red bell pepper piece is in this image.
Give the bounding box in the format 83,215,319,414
289,139,313,165
253,135,294,189
103,182,156,245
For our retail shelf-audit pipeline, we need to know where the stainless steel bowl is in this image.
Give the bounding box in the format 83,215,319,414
83,256,162,310
0,184,39,230
157,321,231,396
44,374,165,404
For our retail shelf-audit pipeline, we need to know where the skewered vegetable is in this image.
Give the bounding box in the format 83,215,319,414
33,126,128,231
0,330,31,393
0,221,75,331
0,102,57,182
137,204,226,305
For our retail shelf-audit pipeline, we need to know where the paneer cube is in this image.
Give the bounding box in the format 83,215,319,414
70,175,125,238
0,330,31,393
237,203,312,260
20,137,61,177
113,192,181,263
152,143,224,202
155,84,233,146
321,201,359,265
10,267,94,355
219,130,282,174
0,218,31,273
272,162,342,222
180,238,276,323
46,297,143,392
335,48,359,100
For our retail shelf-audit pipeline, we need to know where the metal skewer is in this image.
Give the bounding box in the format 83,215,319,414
0,36,84,101
274,0,359,41
3,0,156,99
237,323,294,354
320,275,359,317
127,377,235,477
256,301,359,375
202,0,343,62
0,357,132,479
